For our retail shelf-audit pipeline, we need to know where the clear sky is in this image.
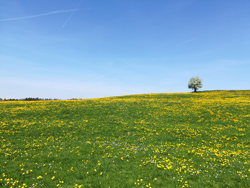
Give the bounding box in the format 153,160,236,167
1,0,250,99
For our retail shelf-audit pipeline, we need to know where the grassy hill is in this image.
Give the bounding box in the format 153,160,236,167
0,90,250,187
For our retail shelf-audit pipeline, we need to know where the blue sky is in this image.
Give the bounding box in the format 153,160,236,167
1,0,250,99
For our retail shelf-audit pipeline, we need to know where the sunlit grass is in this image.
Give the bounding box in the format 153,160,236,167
0,90,250,187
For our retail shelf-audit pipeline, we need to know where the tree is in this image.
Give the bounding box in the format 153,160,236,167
188,77,202,92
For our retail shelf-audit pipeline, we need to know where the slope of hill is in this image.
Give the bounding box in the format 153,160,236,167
0,90,250,187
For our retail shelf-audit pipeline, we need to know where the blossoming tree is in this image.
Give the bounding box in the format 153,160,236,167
188,77,203,92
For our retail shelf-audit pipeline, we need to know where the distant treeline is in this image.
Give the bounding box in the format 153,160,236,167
0,97,60,101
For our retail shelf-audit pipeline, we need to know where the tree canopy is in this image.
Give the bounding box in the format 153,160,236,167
188,77,203,92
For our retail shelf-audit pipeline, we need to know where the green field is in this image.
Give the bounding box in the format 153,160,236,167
1,90,250,188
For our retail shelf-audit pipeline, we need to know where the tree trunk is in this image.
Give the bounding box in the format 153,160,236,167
194,88,197,92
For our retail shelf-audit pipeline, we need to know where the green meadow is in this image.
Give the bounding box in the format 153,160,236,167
0,90,250,188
